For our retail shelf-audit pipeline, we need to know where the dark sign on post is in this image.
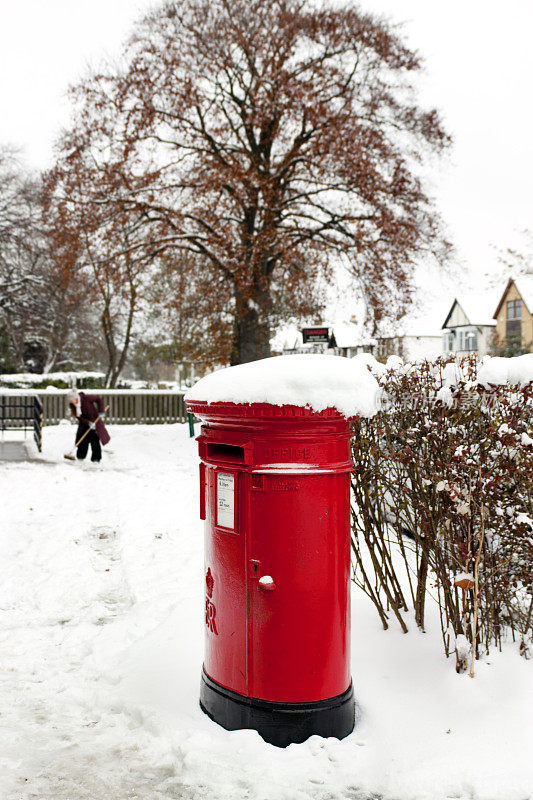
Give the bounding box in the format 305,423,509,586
302,327,329,344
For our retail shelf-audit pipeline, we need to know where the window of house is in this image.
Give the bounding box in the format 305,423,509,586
506,300,522,347
465,330,478,351
507,300,522,320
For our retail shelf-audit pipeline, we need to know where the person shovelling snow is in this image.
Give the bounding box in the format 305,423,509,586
65,390,110,463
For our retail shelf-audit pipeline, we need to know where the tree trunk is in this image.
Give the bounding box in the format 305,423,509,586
230,288,272,365
107,283,136,388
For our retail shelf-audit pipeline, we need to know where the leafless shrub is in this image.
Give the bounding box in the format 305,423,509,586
351,356,533,674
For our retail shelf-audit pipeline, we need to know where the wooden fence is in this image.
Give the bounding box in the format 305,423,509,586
0,391,188,426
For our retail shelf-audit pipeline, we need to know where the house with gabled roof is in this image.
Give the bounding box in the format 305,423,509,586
493,276,533,354
441,295,496,356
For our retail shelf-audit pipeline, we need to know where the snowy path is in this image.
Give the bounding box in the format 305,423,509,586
0,426,198,799
0,424,532,800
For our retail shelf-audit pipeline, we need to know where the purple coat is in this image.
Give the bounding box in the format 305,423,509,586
76,393,111,446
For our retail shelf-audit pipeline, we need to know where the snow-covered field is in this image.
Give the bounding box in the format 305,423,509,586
1,423,531,800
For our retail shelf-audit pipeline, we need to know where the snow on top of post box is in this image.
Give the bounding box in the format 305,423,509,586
185,354,380,418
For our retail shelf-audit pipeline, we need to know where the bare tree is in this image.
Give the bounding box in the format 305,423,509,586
0,147,41,358
49,0,451,364
44,160,156,386
0,147,96,374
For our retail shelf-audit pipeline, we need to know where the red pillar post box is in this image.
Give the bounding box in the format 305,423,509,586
186,400,355,747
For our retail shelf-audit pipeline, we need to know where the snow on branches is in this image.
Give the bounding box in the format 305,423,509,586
351,355,533,674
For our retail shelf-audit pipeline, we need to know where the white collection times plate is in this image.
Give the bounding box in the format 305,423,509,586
216,472,235,529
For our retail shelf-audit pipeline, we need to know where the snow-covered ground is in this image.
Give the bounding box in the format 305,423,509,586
1,423,531,800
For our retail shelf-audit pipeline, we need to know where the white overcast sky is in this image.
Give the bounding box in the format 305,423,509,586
0,0,532,310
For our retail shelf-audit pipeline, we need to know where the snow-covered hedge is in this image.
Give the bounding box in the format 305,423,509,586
351,354,533,673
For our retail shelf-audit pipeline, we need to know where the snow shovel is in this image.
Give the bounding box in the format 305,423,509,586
64,406,109,461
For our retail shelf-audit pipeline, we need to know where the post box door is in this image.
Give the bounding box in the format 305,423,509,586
203,465,248,696
248,472,350,704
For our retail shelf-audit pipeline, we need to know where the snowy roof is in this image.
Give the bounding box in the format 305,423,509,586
442,292,498,328
272,320,440,351
514,275,533,312
185,354,380,418
375,306,448,339
493,276,533,316
403,327,443,339
272,322,364,350
330,322,361,348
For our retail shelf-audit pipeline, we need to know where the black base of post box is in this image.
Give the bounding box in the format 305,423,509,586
200,669,355,748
